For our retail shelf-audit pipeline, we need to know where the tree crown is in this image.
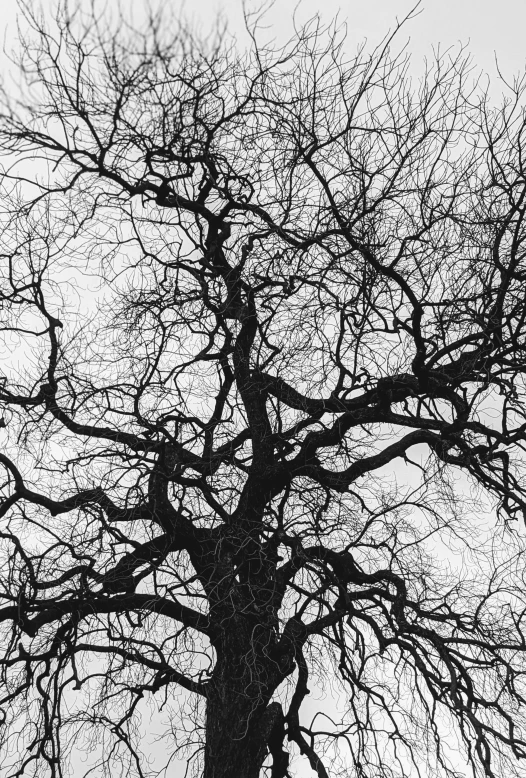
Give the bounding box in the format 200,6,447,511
1,4,526,778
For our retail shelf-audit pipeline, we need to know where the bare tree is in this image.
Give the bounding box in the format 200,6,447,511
1,3,526,777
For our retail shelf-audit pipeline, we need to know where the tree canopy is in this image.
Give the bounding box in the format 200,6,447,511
1,3,526,778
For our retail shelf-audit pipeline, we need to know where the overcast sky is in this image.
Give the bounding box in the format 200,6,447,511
190,0,526,82
1,0,525,87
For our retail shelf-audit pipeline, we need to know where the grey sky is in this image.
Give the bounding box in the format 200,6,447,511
189,0,525,81
1,1,525,84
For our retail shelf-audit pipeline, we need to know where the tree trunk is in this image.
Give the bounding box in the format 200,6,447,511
203,634,283,778
204,692,281,778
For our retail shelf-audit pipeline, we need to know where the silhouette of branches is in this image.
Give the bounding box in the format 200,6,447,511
0,2,526,777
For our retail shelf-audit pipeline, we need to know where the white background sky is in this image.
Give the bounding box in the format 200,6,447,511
1,0,525,83
190,0,526,83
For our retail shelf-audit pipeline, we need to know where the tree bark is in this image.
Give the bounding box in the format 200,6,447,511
203,623,284,778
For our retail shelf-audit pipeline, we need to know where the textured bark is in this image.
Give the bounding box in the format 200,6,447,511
204,639,282,778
